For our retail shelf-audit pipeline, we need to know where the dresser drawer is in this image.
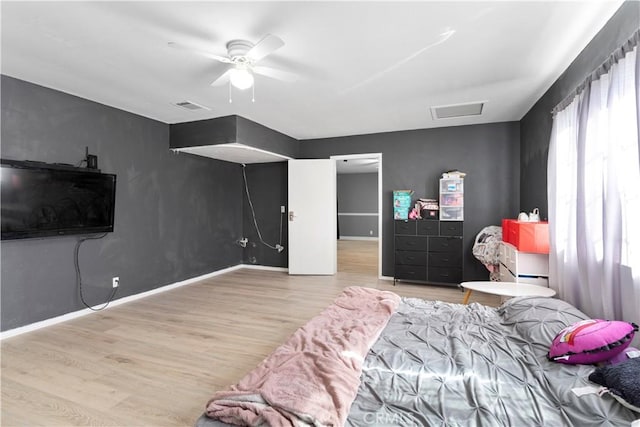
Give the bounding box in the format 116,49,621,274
395,236,427,251
395,265,427,281
428,236,462,252
417,220,439,236
396,251,427,266
428,267,462,284
500,242,549,276
428,252,462,267
440,221,463,236
394,220,416,235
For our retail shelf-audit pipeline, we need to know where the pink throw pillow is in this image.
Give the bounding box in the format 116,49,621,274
547,319,638,365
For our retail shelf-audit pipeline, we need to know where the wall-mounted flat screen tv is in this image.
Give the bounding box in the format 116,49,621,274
1,159,116,240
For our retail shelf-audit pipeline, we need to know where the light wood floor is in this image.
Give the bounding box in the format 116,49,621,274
1,244,499,426
337,239,378,275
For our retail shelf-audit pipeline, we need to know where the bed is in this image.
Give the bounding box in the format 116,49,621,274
196,288,638,426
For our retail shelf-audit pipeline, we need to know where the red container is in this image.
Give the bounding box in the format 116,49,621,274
502,219,549,254
501,219,517,245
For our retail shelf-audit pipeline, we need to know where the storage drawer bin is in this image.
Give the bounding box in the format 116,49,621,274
428,237,462,252
395,265,427,281
428,267,462,284
396,251,427,266
440,221,463,236
395,236,427,251
429,252,462,267
417,220,439,235
395,220,416,235
440,206,463,221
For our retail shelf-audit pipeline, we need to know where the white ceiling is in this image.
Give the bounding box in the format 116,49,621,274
1,1,624,140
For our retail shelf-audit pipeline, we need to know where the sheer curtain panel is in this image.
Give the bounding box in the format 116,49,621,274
548,31,640,342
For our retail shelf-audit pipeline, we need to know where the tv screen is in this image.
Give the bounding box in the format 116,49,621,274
1,159,116,240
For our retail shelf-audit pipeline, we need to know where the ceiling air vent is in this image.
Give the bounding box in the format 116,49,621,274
174,100,210,111
430,101,485,120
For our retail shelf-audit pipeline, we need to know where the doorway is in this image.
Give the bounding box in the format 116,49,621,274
332,153,382,278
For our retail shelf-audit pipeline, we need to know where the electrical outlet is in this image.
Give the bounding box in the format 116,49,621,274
369,230,373,235
280,205,285,213
112,277,120,288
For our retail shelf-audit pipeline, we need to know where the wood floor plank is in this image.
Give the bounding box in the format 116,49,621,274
1,377,133,426
1,241,499,426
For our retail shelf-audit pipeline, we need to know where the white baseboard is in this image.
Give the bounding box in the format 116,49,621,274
339,236,379,241
0,263,273,340
379,275,395,281
241,265,288,272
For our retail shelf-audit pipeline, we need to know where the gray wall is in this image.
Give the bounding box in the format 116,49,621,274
337,173,378,238
236,117,299,159
169,115,299,159
170,115,237,149
520,1,640,218
1,75,243,331
300,122,521,279
242,162,288,267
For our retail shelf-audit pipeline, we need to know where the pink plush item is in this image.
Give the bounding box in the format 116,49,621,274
547,319,638,365
205,287,402,426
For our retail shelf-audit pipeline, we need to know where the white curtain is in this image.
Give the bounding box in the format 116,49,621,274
548,37,640,338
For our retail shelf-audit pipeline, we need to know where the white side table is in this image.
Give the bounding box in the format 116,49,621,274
460,281,556,304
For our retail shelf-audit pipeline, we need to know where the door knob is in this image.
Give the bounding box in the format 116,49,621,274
289,211,296,222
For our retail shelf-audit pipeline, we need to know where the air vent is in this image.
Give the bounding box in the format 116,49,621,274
431,101,485,120
174,101,210,111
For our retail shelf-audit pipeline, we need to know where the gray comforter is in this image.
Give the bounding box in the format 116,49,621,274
345,296,637,426
197,296,637,427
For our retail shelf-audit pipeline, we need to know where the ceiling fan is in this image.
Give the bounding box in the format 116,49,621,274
168,34,297,91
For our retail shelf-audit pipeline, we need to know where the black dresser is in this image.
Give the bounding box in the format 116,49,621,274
394,220,463,286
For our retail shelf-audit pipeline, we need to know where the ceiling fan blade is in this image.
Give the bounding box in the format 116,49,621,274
253,65,297,82
246,34,284,62
210,68,233,87
167,42,232,64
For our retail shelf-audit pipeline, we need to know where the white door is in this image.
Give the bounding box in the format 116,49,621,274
288,159,336,275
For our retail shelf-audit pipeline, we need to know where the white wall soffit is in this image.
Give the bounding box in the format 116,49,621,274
173,143,292,164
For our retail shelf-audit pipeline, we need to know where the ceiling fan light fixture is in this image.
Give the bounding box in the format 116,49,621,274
230,67,254,90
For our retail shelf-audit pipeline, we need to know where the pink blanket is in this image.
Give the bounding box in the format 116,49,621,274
205,286,401,426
